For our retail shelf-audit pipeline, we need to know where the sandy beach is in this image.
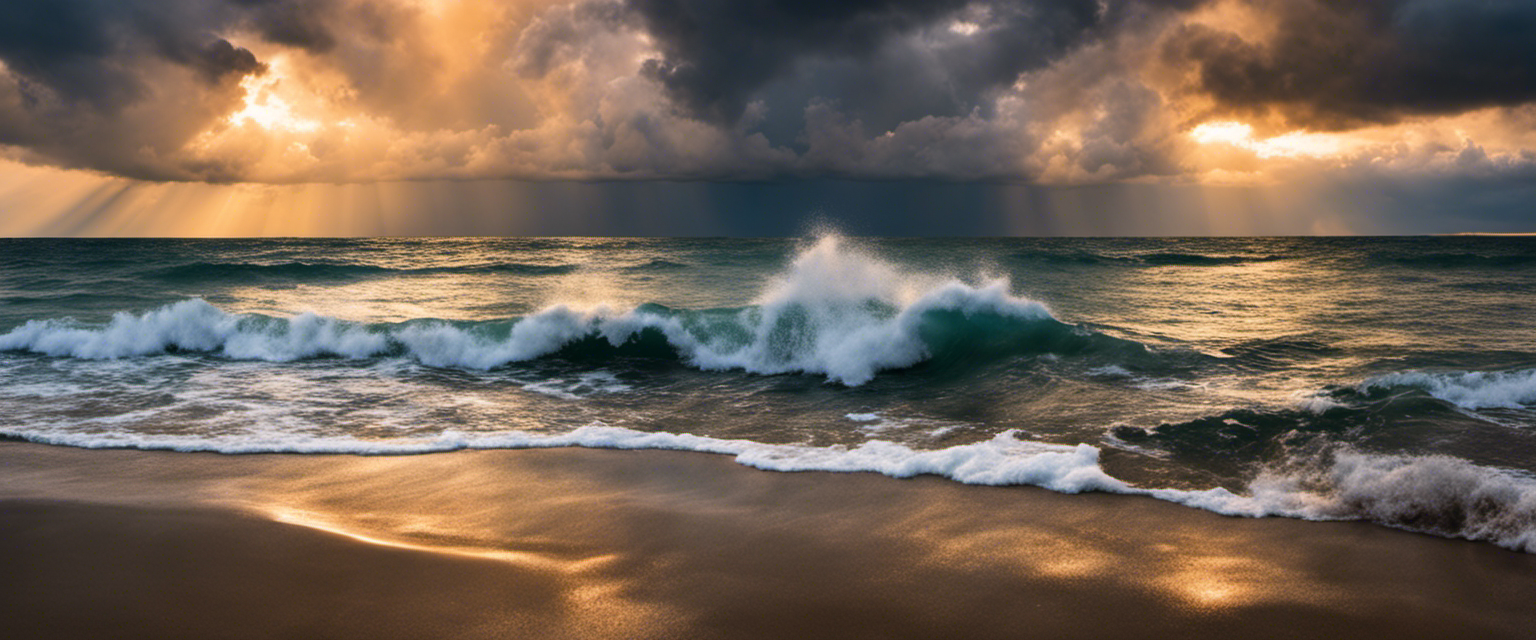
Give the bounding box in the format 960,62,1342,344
5,0,1536,631
3,440,1535,639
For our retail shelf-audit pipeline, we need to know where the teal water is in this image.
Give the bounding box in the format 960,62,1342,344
3,235,1535,550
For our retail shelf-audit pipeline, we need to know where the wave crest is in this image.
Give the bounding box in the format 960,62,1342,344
1361,368,1536,410
0,299,388,361
0,236,1135,385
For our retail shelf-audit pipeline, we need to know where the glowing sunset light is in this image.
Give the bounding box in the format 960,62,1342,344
1189,121,1255,147
950,20,981,35
229,60,322,133
0,0,1527,233
1252,131,1346,158
1189,121,1347,159
5,2,1536,636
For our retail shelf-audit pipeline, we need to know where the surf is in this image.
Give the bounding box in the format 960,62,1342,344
0,235,1148,385
5,418,1533,553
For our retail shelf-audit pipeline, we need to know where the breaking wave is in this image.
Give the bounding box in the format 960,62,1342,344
1360,368,1536,410
1229,450,1536,552
9,234,1535,552
0,236,1146,385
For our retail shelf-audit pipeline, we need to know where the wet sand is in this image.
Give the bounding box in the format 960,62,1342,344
3,440,1536,639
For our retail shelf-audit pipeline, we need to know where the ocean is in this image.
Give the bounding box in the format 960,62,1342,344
2,234,1534,552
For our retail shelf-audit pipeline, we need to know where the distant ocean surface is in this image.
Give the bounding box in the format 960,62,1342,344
3,235,1535,552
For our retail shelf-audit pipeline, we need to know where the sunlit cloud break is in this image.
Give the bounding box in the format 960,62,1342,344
0,0,1532,186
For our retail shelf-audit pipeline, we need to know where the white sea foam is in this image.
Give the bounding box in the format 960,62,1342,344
1202,452,1536,552
845,412,894,431
1087,365,1132,378
385,264,1054,386
522,371,632,400
1362,368,1536,410
4,419,1533,551
1130,378,1205,392
1099,428,1171,460
0,423,1130,492
0,236,1061,386
0,299,389,361
674,235,1054,384
843,411,973,435
1292,392,1346,415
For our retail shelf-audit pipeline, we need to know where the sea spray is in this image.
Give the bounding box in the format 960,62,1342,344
0,235,1107,385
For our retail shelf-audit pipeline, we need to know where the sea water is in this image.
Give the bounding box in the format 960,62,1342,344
2,234,1534,551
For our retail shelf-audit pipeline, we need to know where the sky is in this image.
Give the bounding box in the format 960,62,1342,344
0,0,1533,236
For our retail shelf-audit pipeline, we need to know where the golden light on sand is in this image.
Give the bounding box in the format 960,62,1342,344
1163,556,1261,611
262,505,593,569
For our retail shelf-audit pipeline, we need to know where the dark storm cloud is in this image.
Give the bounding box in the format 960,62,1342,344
625,0,1206,127
4,0,1534,186
629,0,972,123
228,0,340,52
165,38,265,86
0,2,250,111
0,0,334,109
1163,0,1536,129
0,0,339,179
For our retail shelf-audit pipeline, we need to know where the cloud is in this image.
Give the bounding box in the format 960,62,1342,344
0,0,343,179
628,0,974,123
0,0,1533,186
506,0,1194,180
621,0,1193,137
229,0,340,52
1162,0,1536,130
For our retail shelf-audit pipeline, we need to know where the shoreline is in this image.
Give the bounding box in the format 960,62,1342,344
4,441,1536,638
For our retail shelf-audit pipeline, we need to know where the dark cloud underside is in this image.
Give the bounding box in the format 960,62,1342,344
1164,0,1536,129
628,0,1120,128
0,0,1533,184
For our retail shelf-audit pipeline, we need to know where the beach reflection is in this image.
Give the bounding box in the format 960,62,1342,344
6,441,1536,637
234,448,1363,621
902,493,1342,615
